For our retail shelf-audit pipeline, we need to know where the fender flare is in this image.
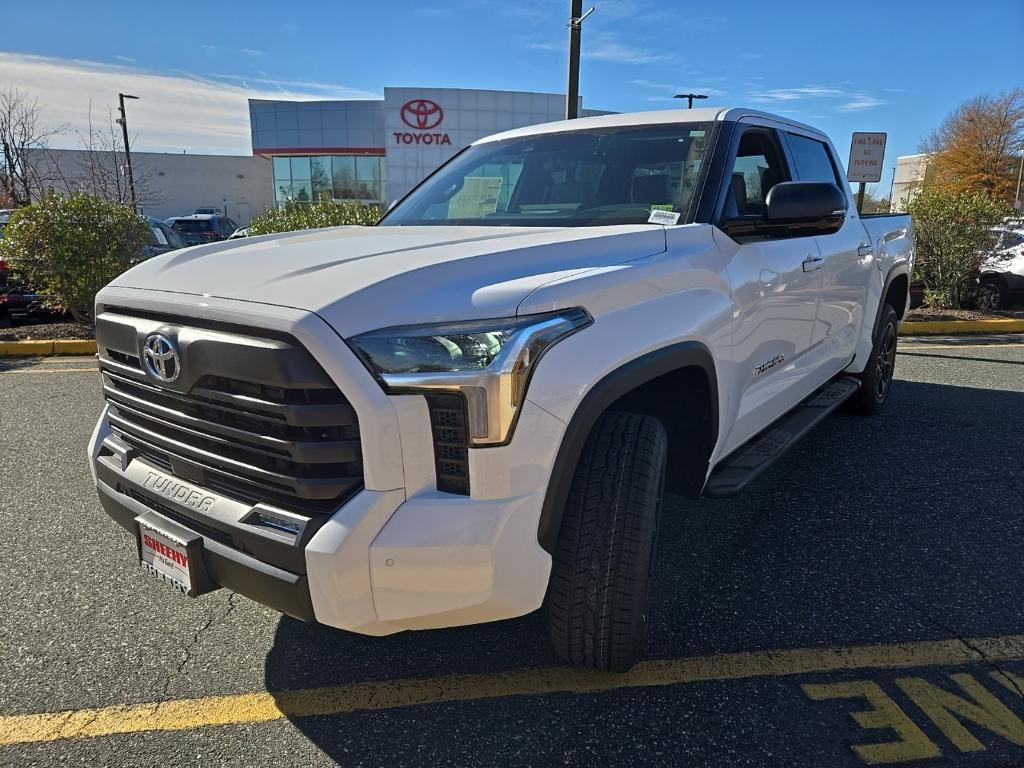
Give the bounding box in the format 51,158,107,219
872,264,911,341
536,340,718,554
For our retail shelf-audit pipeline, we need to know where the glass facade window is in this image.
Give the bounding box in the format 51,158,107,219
272,154,386,204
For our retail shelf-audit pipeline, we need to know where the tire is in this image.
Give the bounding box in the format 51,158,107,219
977,278,1006,311
547,411,668,672
849,304,898,415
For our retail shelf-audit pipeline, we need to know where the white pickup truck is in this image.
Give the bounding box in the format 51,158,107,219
89,108,913,671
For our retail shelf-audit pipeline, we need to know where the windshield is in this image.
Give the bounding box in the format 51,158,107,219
381,123,715,227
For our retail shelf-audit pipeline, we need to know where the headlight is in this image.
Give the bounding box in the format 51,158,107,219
350,308,591,446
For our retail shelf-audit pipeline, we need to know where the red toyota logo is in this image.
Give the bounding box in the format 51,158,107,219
401,99,444,130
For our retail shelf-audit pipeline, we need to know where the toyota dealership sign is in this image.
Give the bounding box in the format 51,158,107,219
394,98,451,145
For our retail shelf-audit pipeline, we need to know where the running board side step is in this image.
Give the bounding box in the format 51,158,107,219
702,376,861,499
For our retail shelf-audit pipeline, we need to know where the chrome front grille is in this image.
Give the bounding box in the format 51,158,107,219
96,310,363,515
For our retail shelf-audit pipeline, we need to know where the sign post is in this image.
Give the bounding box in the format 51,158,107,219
848,132,887,214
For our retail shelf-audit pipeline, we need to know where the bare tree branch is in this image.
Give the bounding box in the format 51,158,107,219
0,87,63,206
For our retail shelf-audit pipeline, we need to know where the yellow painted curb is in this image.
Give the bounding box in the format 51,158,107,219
901,319,1024,336
0,339,96,356
52,339,98,355
0,340,55,356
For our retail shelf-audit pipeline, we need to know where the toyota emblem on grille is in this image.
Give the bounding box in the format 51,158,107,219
142,333,181,383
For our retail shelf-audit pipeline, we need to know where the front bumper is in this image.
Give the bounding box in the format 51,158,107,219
88,287,562,635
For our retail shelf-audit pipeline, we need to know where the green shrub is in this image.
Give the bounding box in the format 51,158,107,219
907,187,1009,308
248,199,382,235
0,193,149,324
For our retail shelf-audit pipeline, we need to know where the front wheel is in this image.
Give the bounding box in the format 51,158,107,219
547,411,668,672
849,304,898,415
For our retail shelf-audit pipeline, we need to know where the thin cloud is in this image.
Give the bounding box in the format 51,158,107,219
836,93,887,112
530,32,673,65
240,48,264,57
0,52,379,155
209,72,374,96
585,42,672,64
114,55,135,63
748,84,886,112
631,79,727,99
750,86,846,102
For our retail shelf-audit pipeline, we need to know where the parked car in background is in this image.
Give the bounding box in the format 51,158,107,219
141,218,186,261
977,225,1024,310
170,214,239,246
0,283,62,327
194,207,220,215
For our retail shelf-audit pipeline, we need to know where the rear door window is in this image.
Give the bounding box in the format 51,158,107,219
786,133,842,185
173,219,211,233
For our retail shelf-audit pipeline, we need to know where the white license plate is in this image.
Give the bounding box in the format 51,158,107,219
138,519,194,595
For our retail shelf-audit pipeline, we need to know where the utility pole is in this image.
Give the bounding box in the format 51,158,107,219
674,93,708,109
887,166,896,212
117,93,140,210
565,2,595,119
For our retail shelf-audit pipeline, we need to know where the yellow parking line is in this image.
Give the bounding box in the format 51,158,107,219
3,634,1024,747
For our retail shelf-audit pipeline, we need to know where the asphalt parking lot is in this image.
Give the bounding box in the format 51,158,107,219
2,335,1024,768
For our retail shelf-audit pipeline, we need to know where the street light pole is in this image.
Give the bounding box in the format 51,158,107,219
565,2,595,119
887,166,896,212
117,93,140,211
673,93,708,109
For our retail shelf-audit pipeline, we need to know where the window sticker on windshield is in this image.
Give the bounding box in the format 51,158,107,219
448,177,503,219
690,130,706,137
648,209,681,225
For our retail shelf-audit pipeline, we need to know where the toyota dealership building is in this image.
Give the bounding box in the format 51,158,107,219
249,86,607,207
34,86,604,223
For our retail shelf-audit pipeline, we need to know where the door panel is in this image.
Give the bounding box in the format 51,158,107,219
811,215,872,357
783,130,871,359
715,123,825,455
724,236,822,452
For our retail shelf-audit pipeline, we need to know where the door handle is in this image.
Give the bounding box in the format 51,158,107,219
858,244,874,257
802,255,824,272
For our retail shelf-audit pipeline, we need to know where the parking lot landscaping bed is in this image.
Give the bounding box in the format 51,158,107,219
0,321,94,342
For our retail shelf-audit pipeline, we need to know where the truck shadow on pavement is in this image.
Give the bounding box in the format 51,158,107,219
263,377,1024,765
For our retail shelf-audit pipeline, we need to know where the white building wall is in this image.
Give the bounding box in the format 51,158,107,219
31,149,274,225
891,153,929,210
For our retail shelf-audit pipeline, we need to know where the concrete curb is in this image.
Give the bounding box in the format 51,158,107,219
900,319,1024,336
0,339,97,356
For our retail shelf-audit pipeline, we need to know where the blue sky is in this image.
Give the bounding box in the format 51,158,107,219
5,0,1022,196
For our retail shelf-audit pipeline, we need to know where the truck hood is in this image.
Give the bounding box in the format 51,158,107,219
111,225,667,336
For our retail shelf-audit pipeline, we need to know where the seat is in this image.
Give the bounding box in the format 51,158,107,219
730,173,748,217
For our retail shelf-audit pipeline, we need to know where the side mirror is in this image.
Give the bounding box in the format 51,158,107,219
766,182,847,226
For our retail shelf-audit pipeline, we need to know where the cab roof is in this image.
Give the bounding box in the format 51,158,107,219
475,107,824,144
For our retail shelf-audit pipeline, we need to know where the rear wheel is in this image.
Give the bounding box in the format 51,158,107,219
547,411,668,672
849,304,898,415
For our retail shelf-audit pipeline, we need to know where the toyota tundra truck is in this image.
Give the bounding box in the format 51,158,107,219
88,108,913,672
